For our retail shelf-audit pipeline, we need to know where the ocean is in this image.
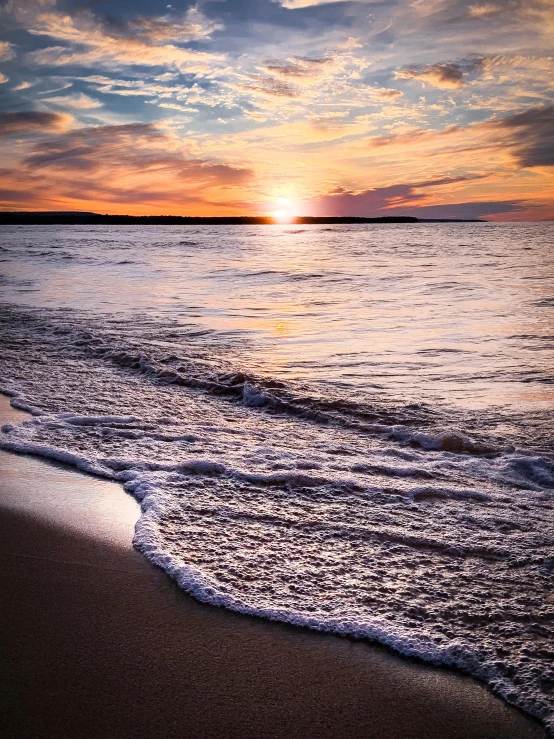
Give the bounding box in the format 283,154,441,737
1,223,553,732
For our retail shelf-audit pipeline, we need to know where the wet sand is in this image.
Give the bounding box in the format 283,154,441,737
0,395,547,739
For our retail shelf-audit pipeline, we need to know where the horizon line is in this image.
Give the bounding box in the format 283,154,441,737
0,211,487,225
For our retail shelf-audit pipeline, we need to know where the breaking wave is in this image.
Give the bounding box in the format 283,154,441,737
1,302,553,734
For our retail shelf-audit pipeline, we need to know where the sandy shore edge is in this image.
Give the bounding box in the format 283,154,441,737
0,395,547,738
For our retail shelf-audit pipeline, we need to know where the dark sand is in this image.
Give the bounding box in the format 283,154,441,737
0,396,547,739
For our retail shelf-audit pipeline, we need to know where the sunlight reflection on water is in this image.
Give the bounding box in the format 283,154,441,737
1,222,553,414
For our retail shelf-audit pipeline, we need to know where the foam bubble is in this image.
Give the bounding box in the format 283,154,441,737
1,303,554,735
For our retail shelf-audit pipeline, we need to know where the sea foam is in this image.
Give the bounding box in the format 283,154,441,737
1,303,553,734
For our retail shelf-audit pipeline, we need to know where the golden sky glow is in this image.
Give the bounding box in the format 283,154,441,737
0,0,552,219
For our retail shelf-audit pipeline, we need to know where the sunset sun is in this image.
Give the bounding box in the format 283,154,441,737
273,197,294,222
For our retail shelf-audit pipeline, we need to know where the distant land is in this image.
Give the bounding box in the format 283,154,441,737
0,211,485,225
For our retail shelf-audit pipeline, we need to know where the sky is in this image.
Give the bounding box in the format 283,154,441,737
0,0,553,219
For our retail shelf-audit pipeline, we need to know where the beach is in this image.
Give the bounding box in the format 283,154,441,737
0,395,547,739
1,0,553,727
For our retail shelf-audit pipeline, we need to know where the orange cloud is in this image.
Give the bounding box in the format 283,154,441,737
368,105,554,169
1,0,552,220
0,122,254,215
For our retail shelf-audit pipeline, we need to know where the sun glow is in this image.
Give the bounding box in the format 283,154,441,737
272,197,294,223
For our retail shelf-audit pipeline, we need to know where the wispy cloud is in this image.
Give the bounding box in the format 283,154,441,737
11,80,34,91
396,57,485,89
367,105,554,170
262,56,333,78
238,75,300,98
0,41,16,61
0,0,552,218
277,0,373,7
42,93,103,109
12,6,224,74
0,110,71,136
489,105,554,167
0,121,255,213
305,175,486,215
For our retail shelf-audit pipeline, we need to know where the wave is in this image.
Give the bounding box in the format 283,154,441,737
1,408,554,733
1,303,554,735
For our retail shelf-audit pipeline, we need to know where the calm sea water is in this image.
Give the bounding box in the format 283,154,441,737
1,223,553,732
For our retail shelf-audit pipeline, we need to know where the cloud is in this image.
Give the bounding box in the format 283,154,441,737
79,75,181,99
407,0,554,51
304,174,539,220
43,93,103,109
489,104,554,167
467,4,505,19
157,102,198,113
1,122,255,212
0,110,71,136
229,45,371,116
27,44,220,75
396,57,485,89
1,0,56,13
399,200,525,219
18,7,223,74
364,105,554,174
372,87,403,99
30,7,219,46
99,8,221,44
277,0,367,7
21,122,159,167
244,110,268,122
306,175,485,216
446,0,550,25
369,125,457,148
263,56,333,78
0,74,8,84
2,0,553,219
235,56,341,102
239,75,300,98
0,41,16,61
11,80,34,91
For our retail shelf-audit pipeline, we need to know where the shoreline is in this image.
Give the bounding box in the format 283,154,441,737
0,212,485,225
0,394,547,738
